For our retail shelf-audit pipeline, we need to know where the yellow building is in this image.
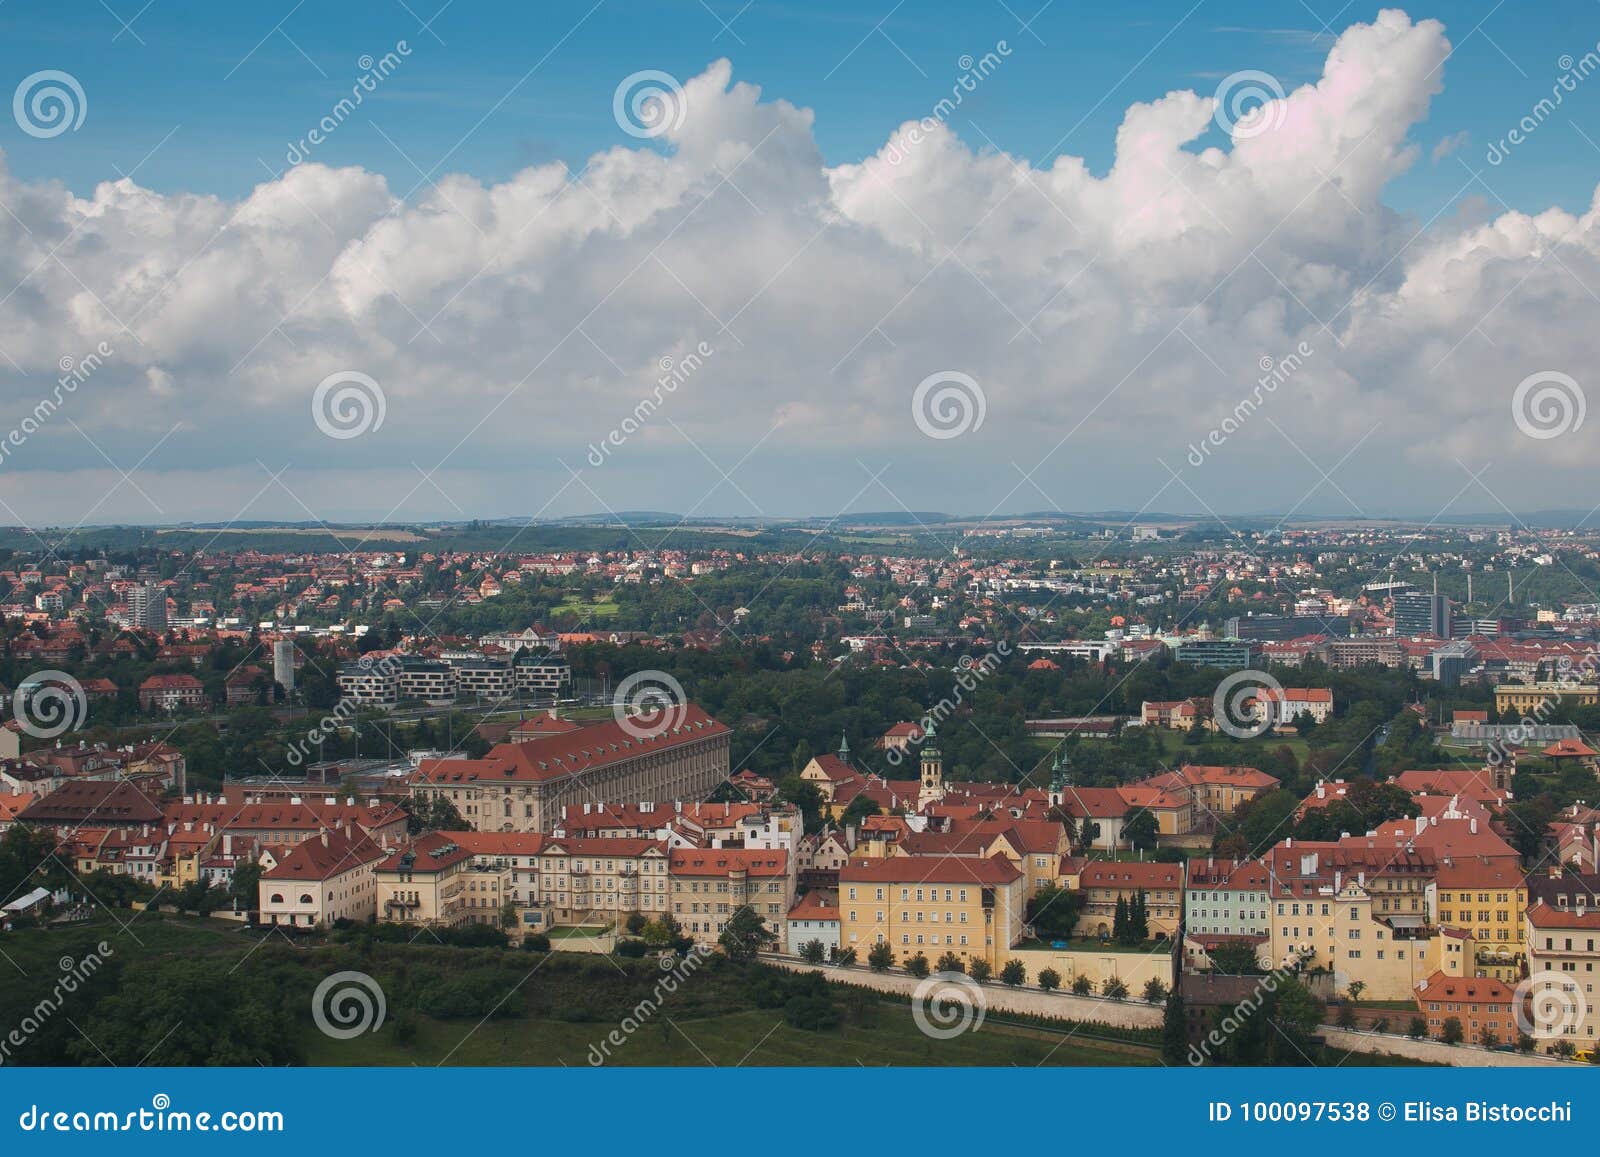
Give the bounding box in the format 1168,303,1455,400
1074,860,1184,940
537,837,671,926
1495,682,1599,716
373,832,483,930
1433,857,1526,981
669,847,793,948
1264,841,1444,1000
838,853,1025,969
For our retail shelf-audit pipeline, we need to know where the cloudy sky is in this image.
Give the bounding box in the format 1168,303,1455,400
1,1,1598,527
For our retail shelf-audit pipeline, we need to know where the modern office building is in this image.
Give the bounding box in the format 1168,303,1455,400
1173,640,1255,669
127,583,167,631
272,639,297,692
1393,591,1450,638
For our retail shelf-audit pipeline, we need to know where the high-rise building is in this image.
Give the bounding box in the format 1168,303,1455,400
273,639,297,692
127,583,167,631
1392,591,1449,638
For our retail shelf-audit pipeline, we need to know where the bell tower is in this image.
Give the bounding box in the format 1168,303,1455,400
918,721,944,807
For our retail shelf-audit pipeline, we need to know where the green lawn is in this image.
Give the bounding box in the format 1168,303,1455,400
548,925,612,941
303,1006,1158,1067
554,596,619,619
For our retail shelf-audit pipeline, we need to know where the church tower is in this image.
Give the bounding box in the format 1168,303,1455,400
1047,745,1071,806
918,721,944,807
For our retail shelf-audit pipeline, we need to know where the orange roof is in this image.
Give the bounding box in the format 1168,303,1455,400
1527,901,1600,930
414,704,728,785
839,853,1022,886
786,889,839,920
1543,738,1598,758
262,828,385,881
1414,970,1516,1005
668,848,788,877
444,831,548,856
1078,861,1184,889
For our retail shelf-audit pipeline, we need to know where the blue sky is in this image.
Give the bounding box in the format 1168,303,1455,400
1,2,1599,524
4,0,1595,215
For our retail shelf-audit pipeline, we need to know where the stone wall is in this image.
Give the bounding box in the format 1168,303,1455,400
1321,1026,1571,1067
764,955,1163,1029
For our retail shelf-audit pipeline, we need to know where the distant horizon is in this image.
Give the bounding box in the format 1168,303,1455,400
10,506,1600,534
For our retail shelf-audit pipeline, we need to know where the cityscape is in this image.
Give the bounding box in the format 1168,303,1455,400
0,0,1598,1142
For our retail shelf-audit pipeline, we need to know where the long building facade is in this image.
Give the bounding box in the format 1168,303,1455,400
410,705,732,833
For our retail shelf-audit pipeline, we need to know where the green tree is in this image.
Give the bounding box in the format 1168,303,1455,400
718,905,777,963
1071,974,1093,995
935,950,965,974
1407,1017,1428,1039
1143,977,1168,1003
1000,959,1026,986
1124,808,1159,852
867,942,894,972
1026,885,1083,941
1037,967,1061,992
1440,1016,1464,1045
968,958,993,982
905,952,930,979
799,939,826,964
1102,976,1129,1000
1162,991,1189,1065
1206,939,1263,974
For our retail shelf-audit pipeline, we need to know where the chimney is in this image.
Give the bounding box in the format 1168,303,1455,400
320,830,329,848
1470,818,1478,834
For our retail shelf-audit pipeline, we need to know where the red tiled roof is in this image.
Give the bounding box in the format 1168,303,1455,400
840,853,1021,886
262,828,385,881
414,703,727,785
669,848,788,876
